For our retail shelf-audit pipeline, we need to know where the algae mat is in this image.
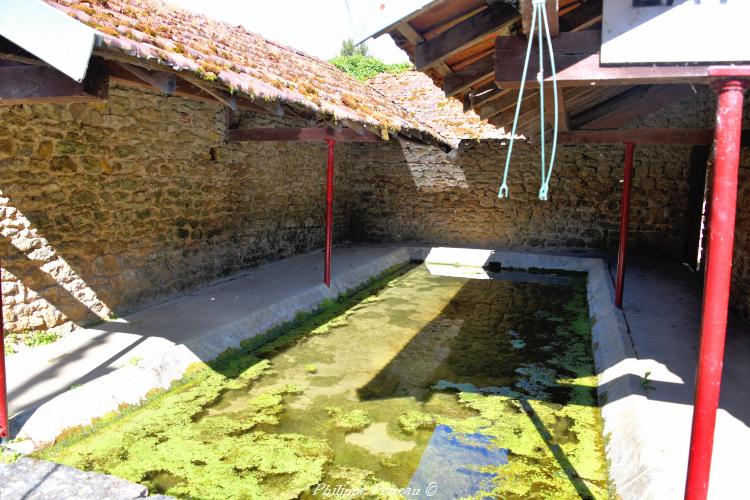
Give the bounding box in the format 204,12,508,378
39,265,610,499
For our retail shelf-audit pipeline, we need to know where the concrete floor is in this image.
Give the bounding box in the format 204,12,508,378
612,256,750,499
6,245,410,433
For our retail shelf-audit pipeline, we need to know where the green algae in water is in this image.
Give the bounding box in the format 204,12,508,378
38,265,611,499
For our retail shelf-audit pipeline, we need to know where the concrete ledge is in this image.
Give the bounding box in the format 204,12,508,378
13,247,417,450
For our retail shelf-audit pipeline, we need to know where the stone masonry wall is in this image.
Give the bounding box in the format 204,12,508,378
0,86,352,333
348,140,692,256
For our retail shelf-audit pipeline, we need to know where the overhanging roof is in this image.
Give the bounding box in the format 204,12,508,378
0,0,95,81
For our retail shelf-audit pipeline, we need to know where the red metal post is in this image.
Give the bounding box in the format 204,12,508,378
684,79,747,500
0,258,8,440
324,139,335,287
615,142,635,309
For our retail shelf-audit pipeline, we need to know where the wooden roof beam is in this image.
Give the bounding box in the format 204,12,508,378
415,3,518,71
0,57,107,105
226,127,381,143
496,31,714,88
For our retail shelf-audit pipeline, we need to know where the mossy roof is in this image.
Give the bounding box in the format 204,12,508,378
368,71,510,142
46,0,451,147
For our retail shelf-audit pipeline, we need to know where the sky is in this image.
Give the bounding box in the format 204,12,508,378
167,0,410,63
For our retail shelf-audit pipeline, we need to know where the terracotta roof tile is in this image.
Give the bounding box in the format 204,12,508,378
45,0,450,147
368,71,509,141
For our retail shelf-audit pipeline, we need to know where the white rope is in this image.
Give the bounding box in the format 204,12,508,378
498,0,559,201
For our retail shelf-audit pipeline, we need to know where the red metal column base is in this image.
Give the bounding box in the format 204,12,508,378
684,78,748,500
324,139,335,287
615,142,635,309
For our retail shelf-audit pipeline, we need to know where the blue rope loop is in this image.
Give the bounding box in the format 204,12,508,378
498,0,559,202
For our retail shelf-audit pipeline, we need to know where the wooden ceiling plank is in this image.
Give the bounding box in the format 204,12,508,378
415,3,519,71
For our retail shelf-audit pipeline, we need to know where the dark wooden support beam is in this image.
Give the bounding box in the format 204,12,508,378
396,22,424,45
415,3,518,71
444,54,494,97
496,31,714,88
118,63,176,95
469,84,506,110
574,85,696,130
0,57,107,105
520,0,559,37
187,77,237,111
479,88,534,120
226,127,381,143
557,128,740,145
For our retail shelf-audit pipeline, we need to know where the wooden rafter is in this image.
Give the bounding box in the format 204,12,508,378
118,63,176,95
0,57,108,105
187,77,237,111
415,3,518,71
226,127,381,143
443,54,494,97
558,0,602,32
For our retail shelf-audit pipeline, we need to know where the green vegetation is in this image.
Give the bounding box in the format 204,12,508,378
330,55,412,81
330,37,412,80
4,330,60,354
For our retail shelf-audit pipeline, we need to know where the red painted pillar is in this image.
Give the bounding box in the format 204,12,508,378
685,78,747,500
0,259,8,440
615,142,635,309
324,139,335,287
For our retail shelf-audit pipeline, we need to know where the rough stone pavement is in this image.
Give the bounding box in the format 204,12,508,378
0,456,174,499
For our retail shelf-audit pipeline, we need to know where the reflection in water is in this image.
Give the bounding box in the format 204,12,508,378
409,424,508,499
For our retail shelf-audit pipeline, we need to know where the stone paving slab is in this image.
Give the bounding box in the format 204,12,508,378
0,456,161,500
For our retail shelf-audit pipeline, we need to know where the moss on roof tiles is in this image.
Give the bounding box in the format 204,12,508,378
46,0,449,146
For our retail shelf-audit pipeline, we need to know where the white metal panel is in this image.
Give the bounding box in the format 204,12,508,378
346,0,437,44
601,0,750,65
0,0,95,81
